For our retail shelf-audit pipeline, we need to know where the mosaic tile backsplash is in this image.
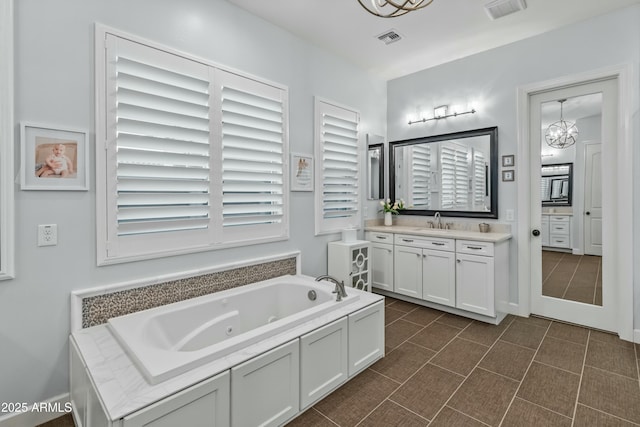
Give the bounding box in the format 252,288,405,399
81,257,297,328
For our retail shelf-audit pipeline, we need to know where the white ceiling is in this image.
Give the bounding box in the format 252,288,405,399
226,0,640,81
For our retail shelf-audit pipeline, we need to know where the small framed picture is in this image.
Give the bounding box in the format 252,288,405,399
290,153,313,192
21,123,89,191
502,170,515,182
502,155,515,167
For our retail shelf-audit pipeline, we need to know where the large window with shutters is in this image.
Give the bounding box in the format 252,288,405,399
96,27,288,264
314,98,360,235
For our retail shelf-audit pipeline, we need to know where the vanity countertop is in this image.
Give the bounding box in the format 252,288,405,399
365,225,512,243
541,212,573,216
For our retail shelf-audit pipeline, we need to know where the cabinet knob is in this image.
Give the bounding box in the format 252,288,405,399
532,229,541,237
585,211,591,216
457,259,461,263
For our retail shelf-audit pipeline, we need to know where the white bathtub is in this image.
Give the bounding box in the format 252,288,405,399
107,274,360,384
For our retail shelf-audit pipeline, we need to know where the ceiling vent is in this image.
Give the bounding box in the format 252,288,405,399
377,29,403,45
484,0,527,20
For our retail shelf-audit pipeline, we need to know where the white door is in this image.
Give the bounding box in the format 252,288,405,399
584,142,603,255
529,78,617,332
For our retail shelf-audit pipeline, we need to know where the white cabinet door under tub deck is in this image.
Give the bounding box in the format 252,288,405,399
123,371,230,427
231,339,299,427
348,301,385,376
300,317,348,409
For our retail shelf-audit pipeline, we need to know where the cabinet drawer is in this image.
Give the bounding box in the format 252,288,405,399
456,240,494,257
550,222,569,234
550,215,571,222
365,231,393,243
549,236,570,248
394,234,454,251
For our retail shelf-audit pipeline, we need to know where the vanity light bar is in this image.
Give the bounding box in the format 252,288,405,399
408,108,477,125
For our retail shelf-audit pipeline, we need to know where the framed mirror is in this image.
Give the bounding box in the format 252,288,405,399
389,127,498,218
367,134,384,200
541,163,572,206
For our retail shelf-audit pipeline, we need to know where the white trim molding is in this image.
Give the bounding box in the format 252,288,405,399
0,0,15,280
516,64,635,341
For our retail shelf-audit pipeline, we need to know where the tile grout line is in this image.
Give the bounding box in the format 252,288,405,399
560,254,581,300
497,320,553,427
425,316,519,424
355,313,477,425
350,307,449,426
570,329,590,427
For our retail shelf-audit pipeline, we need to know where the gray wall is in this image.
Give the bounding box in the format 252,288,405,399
387,5,640,320
3,0,386,405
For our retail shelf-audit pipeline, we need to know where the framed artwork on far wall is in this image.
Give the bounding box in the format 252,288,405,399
20,123,89,191
502,154,515,167
290,153,313,192
502,170,515,182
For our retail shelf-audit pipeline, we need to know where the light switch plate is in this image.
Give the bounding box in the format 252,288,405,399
505,209,515,221
38,224,58,246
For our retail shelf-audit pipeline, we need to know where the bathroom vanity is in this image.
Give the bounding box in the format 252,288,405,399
366,225,511,324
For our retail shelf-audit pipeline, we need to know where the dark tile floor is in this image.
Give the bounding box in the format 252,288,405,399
288,297,640,427
542,250,602,306
42,296,640,427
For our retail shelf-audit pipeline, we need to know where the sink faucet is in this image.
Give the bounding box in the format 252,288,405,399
315,275,348,301
434,212,442,229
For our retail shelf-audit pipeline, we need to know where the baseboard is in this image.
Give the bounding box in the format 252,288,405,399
634,329,640,344
0,393,72,427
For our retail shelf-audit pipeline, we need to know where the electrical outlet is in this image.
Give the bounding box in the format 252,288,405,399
38,224,58,246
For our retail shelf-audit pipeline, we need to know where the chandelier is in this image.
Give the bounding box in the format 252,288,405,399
356,0,434,18
545,99,578,149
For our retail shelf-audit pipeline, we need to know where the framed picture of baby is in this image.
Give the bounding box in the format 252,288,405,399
20,123,89,191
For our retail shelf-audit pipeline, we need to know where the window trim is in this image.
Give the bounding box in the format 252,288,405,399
0,0,15,280
95,25,289,265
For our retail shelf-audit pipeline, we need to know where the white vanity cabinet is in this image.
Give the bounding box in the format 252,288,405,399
366,232,394,291
455,240,496,317
541,214,572,250
366,227,511,324
393,234,456,307
300,318,348,409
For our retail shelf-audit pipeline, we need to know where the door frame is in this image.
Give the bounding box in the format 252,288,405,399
516,64,634,342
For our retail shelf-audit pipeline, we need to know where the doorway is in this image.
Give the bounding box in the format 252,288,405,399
517,68,633,338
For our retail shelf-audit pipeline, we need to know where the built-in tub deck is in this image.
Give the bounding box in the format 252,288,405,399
71,274,383,420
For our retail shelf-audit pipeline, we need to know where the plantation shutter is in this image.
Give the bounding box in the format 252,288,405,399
103,35,213,258
411,145,432,208
315,99,360,234
440,143,470,210
473,151,487,209
216,69,288,242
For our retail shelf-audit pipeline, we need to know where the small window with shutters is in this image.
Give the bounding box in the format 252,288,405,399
96,28,288,264
314,98,360,235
